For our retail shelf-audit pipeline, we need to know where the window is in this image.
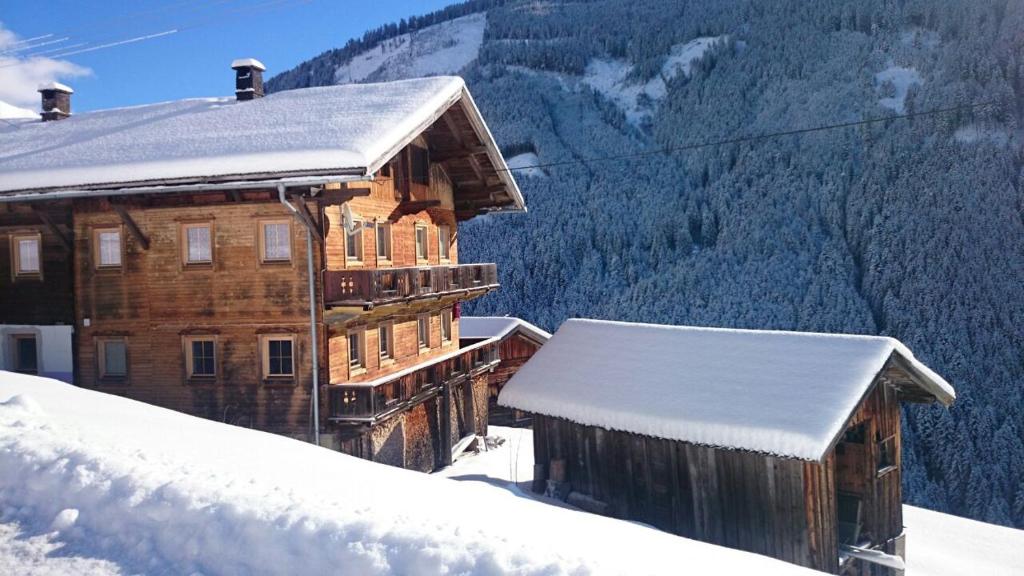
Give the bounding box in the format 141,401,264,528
415,225,428,262
11,233,41,278
348,331,364,368
375,222,392,262
263,336,295,378
410,145,430,185
877,435,897,476
182,223,213,265
93,228,123,268
260,221,291,263
438,225,451,262
378,323,393,360
11,335,37,375
346,222,363,262
185,337,216,378
440,309,452,343
98,339,127,380
417,315,430,351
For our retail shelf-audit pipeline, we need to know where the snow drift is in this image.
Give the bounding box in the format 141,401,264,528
0,372,817,575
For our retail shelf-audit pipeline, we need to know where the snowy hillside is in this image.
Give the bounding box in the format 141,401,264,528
268,0,1024,531
0,372,818,575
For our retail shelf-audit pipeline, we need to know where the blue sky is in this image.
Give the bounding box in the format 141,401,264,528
0,0,456,112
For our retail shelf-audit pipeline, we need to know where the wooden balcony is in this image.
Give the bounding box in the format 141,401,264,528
327,340,500,423
323,263,498,308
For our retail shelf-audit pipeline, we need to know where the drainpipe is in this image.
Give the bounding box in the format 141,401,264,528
278,184,321,446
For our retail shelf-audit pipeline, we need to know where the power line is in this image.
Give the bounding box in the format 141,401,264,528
494,98,1002,174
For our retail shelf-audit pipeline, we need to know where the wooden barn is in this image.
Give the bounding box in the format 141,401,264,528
459,316,550,426
499,319,955,575
0,61,526,472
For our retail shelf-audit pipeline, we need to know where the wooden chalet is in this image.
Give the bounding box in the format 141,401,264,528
0,60,526,472
459,316,550,426
499,319,956,575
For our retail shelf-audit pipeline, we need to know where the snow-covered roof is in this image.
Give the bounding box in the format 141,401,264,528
499,319,955,461
37,82,73,93
231,58,266,70
460,316,551,343
0,76,524,212
0,372,819,575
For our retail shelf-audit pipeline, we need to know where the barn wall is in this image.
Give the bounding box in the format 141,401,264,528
0,204,75,326
485,333,543,425
533,415,839,573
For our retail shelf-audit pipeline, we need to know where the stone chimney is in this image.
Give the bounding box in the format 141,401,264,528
231,58,266,101
38,82,73,121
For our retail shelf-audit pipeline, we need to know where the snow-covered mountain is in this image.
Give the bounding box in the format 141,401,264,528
268,0,1024,530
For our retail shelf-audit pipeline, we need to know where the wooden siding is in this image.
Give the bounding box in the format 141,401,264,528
0,203,75,326
484,333,544,425
72,196,322,438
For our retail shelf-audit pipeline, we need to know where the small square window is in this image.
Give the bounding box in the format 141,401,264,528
375,222,392,261
12,233,41,277
261,221,291,262
264,337,294,378
99,339,127,380
438,225,451,262
183,223,213,265
441,309,452,343
415,225,428,261
94,228,122,268
417,315,430,351
186,338,216,378
346,223,363,262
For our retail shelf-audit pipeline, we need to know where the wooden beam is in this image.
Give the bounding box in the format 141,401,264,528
111,203,150,251
31,207,72,252
317,188,371,206
431,145,488,162
295,199,324,245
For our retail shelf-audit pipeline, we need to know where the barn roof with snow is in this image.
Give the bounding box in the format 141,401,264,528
498,319,954,461
459,316,552,343
0,76,524,213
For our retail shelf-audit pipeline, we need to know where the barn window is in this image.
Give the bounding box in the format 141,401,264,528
262,336,295,379
94,227,123,269
185,337,216,379
182,223,213,265
410,145,430,185
98,339,128,381
417,314,430,352
346,221,363,262
260,220,291,263
415,224,428,262
877,435,897,476
438,224,451,262
378,323,394,361
837,493,863,545
842,422,866,444
11,233,41,278
348,328,366,374
375,222,392,262
440,308,452,344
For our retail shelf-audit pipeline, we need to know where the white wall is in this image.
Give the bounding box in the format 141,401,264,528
0,325,74,383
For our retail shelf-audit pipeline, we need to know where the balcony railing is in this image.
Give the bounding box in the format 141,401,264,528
327,340,500,422
324,263,498,308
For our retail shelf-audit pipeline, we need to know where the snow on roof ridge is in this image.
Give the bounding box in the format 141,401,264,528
500,318,953,461
37,82,73,93
460,316,552,341
231,58,266,70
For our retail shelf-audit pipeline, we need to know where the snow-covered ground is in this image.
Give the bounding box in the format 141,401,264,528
0,372,818,575
445,428,1024,576
334,13,486,84
582,36,726,125
875,64,922,113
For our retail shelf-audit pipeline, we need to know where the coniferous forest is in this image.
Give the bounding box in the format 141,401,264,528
269,0,1024,528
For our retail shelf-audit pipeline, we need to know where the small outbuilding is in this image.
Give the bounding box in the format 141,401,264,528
459,316,550,426
499,319,955,575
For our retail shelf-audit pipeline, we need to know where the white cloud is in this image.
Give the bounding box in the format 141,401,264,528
0,22,91,110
